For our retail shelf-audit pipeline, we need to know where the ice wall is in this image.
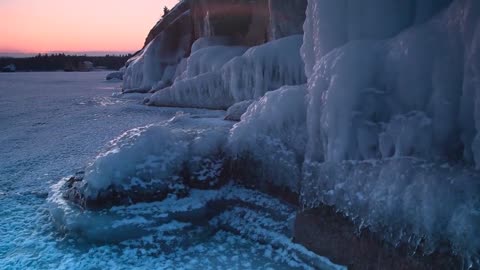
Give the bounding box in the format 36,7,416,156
300,0,480,264
303,0,478,165
301,0,452,78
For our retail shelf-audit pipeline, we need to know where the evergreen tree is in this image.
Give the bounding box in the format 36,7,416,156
163,6,170,17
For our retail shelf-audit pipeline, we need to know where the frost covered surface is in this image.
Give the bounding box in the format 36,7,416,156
229,85,307,191
48,182,343,270
148,35,306,109
300,0,480,264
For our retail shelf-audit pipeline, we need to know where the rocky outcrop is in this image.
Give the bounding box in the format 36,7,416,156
268,0,307,40
294,207,462,270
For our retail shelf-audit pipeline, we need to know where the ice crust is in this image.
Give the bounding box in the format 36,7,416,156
47,183,344,270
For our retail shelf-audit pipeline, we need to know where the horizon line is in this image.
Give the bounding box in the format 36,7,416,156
0,50,136,58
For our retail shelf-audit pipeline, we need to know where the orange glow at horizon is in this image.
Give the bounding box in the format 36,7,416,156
0,0,178,53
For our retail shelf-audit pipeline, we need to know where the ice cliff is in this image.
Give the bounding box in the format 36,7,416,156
80,0,480,267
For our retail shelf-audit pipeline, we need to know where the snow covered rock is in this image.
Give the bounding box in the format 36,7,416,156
62,113,233,207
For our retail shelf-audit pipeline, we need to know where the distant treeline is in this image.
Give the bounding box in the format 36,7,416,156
0,53,133,71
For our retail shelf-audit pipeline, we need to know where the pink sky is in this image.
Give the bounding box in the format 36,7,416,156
0,0,178,54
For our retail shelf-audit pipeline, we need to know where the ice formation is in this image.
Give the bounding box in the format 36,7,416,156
302,0,480,171
223,35,306,102
123,30,190,92
148,35,306,109
146,39,247,109
228,85,307,191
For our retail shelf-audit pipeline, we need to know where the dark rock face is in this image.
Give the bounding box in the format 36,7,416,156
144,1,191,47
144,0,307,50
268,0,308,40
294,207,463,270
61,172,190,210
190,0,270,46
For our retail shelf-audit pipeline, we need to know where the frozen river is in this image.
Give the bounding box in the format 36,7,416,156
0,72,340,270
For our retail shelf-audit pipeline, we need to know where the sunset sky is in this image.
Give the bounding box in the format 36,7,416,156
0,0,178,55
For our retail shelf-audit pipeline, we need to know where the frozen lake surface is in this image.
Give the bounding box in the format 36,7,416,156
0,72,340,270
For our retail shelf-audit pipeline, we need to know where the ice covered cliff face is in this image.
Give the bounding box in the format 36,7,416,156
301,0,480,265
147,35,305,109
124,0,307,94
124,9,193,91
